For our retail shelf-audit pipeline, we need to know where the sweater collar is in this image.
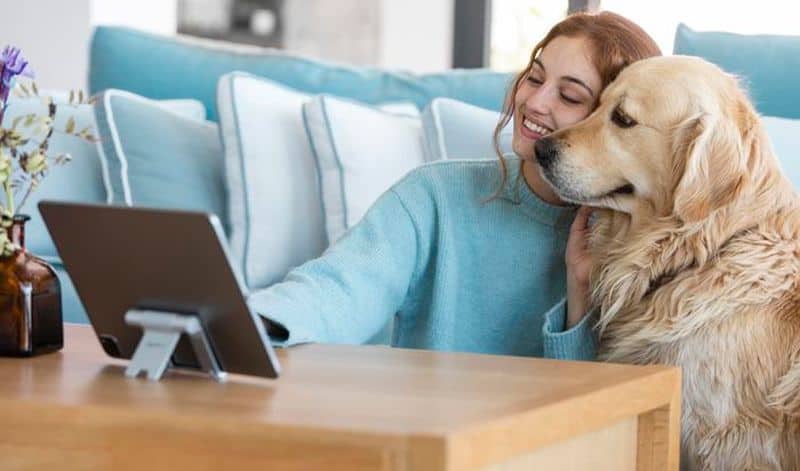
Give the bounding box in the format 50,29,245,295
499,154,576,228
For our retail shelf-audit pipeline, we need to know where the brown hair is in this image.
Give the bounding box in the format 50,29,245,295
492,11,661,194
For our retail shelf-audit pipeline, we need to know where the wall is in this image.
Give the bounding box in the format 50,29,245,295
283,0,381,66
0,0,91,91
380,0,454,72
0,0,177,91
91,0,177,37
0,0,453,94
283,0,455,72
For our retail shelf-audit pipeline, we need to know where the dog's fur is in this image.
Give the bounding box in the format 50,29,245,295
536,56,800,470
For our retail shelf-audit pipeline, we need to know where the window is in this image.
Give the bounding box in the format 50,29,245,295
489,0,570,71
601,0,798,54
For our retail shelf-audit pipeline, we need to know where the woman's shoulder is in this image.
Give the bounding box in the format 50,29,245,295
395,156,520,191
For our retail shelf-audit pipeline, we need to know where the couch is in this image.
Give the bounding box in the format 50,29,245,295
8,24,799,339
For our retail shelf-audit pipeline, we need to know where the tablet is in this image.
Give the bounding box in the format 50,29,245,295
39,200,280,379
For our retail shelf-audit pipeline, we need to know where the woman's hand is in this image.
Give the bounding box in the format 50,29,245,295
565,206,594,329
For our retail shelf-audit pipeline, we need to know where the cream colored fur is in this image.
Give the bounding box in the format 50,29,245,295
541,56,800,470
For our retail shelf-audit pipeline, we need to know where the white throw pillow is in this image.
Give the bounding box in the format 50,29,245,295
217,72,328,289
302,95,426,243
421,97,513,161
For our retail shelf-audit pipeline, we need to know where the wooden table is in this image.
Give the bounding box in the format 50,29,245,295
0,324,680,470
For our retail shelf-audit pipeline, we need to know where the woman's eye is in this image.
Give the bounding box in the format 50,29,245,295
611,106,637,128
527,76,543,85
561,94,581,105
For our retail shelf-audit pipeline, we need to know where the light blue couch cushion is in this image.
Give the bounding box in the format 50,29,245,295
93,90,226,230
763,116,800,188
421,98,513,162
673,23,800,119
89,26,513,121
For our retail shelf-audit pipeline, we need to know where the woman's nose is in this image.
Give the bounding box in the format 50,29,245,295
525,84,555,115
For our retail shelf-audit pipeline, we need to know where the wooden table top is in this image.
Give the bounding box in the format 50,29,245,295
0,324,680,470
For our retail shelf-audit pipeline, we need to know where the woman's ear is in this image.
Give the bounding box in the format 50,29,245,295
671,111,749,223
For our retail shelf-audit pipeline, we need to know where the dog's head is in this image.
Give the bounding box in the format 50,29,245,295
535,55,760,223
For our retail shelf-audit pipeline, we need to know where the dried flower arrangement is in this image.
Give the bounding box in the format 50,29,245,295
0,46,97,256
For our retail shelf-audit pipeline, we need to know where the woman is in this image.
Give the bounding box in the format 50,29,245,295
249,11,661,360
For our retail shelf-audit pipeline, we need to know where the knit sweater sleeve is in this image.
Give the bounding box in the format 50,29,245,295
541,299,597,361
247,189,419,346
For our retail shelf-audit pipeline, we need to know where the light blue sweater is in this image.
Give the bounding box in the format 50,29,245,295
248,156,597,360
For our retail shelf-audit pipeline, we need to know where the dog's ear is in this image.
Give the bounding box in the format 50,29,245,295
671,109,749,223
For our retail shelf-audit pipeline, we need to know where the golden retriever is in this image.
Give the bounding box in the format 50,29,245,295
534,55,800,470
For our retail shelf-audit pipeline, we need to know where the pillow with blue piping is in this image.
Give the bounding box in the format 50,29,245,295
93,89,226,231
763,116,800,188
302,94,425,244
421,97,513,162
216,72,422,289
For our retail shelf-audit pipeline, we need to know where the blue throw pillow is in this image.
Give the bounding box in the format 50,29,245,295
673,23,800,119
89,26,513,121
93,89,226,230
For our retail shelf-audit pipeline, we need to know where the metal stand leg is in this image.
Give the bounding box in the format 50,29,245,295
124,309,227,382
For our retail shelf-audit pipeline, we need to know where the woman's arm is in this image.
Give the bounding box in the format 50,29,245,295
248,189,420,346
541,206,597,361
541,300,597,360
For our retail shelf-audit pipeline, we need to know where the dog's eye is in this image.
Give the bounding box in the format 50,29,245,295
611,106,637,128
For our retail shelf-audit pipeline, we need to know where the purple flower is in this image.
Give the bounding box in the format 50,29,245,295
1,46,34,85
0,46,35,125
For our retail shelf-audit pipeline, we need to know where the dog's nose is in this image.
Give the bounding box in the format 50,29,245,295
534,137,559,169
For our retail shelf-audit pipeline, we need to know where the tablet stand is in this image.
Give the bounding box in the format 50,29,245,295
124,309,227,382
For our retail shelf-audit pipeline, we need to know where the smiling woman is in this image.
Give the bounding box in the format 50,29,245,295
513,35,602,207
491,11,661,328
248,11,661,371
518,36,601,141
494,11,662,180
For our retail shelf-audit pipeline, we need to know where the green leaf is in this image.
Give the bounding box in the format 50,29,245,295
68,90,75,105
31,81,39,96
55,153,72,164
78,90,84,103
65,117,76,134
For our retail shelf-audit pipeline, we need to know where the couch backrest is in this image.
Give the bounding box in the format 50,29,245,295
673,23,800,119
89,26,514,121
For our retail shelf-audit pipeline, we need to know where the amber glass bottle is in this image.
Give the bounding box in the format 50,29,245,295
0,214,63,356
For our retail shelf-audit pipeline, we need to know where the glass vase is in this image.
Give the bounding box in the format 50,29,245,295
0,214,63,356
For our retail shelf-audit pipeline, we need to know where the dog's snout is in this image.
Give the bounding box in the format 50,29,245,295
534,137,559,169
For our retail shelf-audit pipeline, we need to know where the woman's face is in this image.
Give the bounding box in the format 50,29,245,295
512,35,602,163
